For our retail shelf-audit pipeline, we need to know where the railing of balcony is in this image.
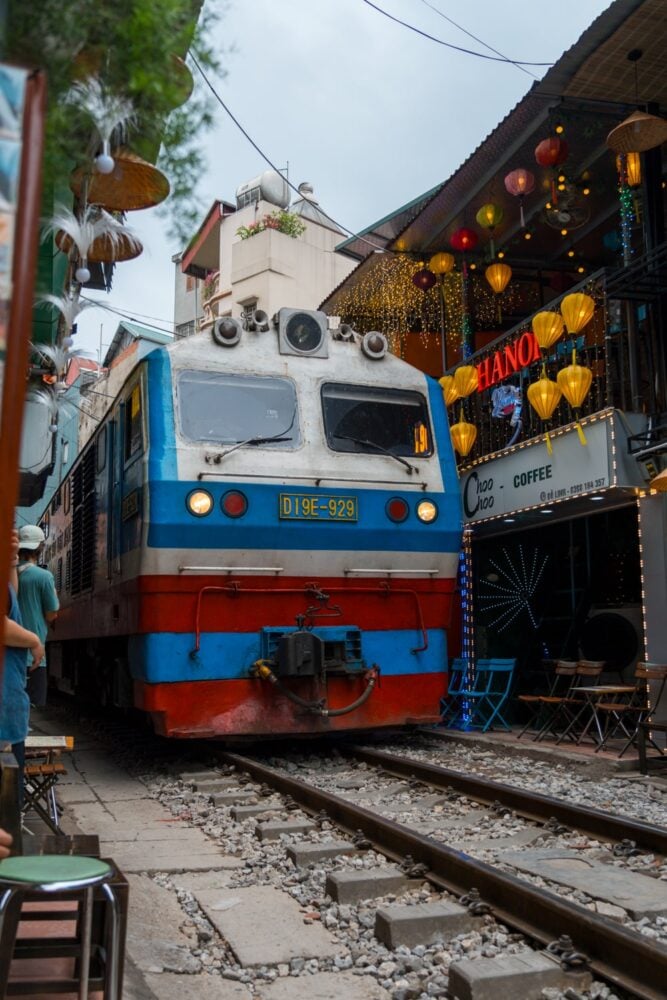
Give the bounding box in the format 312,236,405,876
447,269,640,468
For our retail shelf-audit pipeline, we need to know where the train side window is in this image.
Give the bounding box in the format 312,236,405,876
63,479,71,516
56,557,63,592
321,383,433,458
96,425,107,472
65,550,71,592
124,384,143,459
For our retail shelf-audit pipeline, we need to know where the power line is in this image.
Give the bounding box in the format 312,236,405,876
80,297,175,335
189,54,389,254
361,0,553,65
414,0,538,79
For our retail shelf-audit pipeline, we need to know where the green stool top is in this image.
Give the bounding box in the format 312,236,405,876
0,855,112,885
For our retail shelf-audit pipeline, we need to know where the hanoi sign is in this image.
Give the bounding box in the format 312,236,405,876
476,331,541,392
461,417,611,522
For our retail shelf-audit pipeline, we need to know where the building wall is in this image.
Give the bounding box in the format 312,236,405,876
172,251,204,337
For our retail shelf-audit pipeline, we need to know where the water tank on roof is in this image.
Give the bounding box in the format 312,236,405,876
236,170,290,210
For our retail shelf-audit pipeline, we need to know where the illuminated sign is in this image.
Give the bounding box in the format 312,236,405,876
476,331,541,392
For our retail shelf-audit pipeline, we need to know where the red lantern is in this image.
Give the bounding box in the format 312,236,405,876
450,228,478,253
504,169,535,228
412,267,436,292
535,137,569,203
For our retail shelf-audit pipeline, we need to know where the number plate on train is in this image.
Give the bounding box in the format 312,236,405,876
279,493,358,521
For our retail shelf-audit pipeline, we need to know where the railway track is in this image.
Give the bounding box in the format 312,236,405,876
220,749,667,1000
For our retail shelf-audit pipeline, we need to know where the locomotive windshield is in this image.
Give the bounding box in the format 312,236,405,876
321,383,433,457
177,371,300,446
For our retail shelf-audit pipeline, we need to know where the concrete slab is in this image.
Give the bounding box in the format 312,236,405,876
102,841,228,874
195,885,339,966
502,848,667,919
231,802,282,820
255,820,315,841
126,875,199,974
287,841,358,866
325,867,419,903
256,971,390,999
448,951,591,1000
453,828,545,852
375,900,479,948
143,973,251,999
172,867,244,893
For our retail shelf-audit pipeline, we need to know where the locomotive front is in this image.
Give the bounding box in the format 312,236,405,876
137,308,462,737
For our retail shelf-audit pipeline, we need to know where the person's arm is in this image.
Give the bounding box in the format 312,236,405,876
41,572,59,625
8,529,18,592
0,827,12,860
45,610,58,624
4,616,45,665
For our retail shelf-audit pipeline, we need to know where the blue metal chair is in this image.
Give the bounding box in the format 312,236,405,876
473,659,516,732
440,658,467,725
447,658,494,730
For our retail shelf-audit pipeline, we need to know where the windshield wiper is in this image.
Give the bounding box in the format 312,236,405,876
333,434,418,474
209,406,298,464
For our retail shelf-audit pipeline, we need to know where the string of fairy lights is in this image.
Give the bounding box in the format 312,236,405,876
332,255,526,358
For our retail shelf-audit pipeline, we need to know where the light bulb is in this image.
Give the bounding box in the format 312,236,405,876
583,187,590,196
567,250,575,258
561,229,568,236
546,202,552,210
95,153,115,174
50,423,58,433
62,336,74,349
524,232,532,240
75,264,90,284
555,124,564,134
497,251,505,259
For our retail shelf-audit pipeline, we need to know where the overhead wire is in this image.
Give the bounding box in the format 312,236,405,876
414,0,538,79
361,0,554,66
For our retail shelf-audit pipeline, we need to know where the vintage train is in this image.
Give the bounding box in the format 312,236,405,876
40,307,462,737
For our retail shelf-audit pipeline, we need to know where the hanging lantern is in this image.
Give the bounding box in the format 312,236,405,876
450,406,477,457
453,364,479,398
450,228,478,253
616,151,641,187
475,203,503,257
560,292,595,334
439,375,459,408
485,263,512,323
527,366,562,454
70,148,170,211
412,267,436,292
504,169,535,227
429,252,455,275
532,311,564,352
606,109,667,154
557,349,593,445
535,137,569,203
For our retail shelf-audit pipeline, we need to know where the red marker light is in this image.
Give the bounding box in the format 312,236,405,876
221,490,248,518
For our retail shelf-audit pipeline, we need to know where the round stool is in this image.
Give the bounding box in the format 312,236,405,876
0,854,121,999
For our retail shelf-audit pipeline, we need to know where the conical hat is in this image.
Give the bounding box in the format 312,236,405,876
606,110,667,154
55,229,143,263
70,148,170,211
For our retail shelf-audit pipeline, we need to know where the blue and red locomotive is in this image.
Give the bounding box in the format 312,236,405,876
41,308,462,737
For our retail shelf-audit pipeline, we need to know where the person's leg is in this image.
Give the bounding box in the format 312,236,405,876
10,740,25,809
27,666,47,707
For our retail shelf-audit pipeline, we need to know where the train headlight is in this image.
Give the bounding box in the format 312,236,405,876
416,499,438,523
186,489,213,516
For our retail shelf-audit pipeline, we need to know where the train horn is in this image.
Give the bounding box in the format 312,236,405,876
336,323,356,342
245,309,270,332
361,330,388,360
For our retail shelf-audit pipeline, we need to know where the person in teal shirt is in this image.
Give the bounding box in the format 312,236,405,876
17,524,59,707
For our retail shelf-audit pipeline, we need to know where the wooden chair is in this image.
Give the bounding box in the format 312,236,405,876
532,661,578,741
516,659,559,739
595,663,667,757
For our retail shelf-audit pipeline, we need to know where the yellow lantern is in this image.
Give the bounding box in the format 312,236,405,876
616,151,641,188
557,349,593,445
475,203,503,256
485,263,512,323
527,366,562,454
560,292,595,334
429,252,455,275
453,364,479,398
439,375,459,408
450,407,477,458
532,311,564,351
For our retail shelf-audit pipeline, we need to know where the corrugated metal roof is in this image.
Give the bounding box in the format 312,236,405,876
334,182,445,260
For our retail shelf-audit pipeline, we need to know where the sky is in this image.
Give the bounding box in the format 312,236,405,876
74,0,613,359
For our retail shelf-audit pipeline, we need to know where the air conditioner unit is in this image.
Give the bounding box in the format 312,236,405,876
579,605,644,680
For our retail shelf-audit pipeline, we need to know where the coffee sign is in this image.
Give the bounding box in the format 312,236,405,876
461,417,611,522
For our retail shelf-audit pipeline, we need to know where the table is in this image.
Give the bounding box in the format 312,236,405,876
555,686,636,747
23,735,74,836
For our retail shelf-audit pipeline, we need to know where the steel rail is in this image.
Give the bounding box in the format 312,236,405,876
222,751,667,1000
347,745,667,855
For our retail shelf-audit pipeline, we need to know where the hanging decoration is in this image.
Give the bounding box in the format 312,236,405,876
557,350,593,445
449,406,477,457
504,169,535,227
534,136,569,203
70,148,170,212
451,229,478,359
560,292,595,335
616,151,641,188
484,262,512,322
606,109,667,153
429,252,455,276
527,366,562,454
478,545,549,632
450,228,478,253
475,203,503,257
65,77,135,175
532,311,564,353
439,375,459,408
615,154,635,265
543,182,590,232
38,293,93,343
453,364,479,398
45,204,141,285
412,267,436,292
